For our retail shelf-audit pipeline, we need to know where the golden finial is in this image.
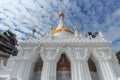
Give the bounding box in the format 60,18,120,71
32,28,36,35
50,25,53,30
44,32,46,36
59,11,64,17
74,25,78,30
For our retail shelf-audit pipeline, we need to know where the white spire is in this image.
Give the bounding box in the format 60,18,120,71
59,11,64,26
74,25,79,38
52,11,73,37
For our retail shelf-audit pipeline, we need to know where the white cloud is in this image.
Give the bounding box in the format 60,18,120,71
0,0,120,52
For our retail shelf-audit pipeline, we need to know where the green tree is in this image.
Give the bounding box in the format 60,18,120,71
116,51,120,64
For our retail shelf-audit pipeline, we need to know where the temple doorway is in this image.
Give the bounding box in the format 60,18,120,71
57,53,71,80
33,57,43,80
88,58,99,80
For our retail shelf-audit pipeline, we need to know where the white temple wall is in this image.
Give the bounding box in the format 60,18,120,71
23,47,41,80
1,45,120,80
8,46,40,80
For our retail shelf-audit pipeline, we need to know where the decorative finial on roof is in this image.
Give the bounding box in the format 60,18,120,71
80,32,82,34
50,25,53,37
74,25,79,38
74,25,78,30
80,32,83,38
43,32,47,37
44,32,46,35
32,28,36,36
50,25,53,30
59,11,64,17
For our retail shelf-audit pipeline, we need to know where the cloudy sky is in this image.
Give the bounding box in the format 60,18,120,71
0,0,120,53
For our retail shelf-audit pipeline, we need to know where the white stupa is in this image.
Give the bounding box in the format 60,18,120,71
0,11,120,80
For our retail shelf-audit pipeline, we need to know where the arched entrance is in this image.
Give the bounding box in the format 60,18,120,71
23,46,43,80
57,53,71,80
88,58,99,80
33,57,43,80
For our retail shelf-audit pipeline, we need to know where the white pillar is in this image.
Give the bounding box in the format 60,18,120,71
67,47,92,80
9,60,27,80
9,47,39,80
40,47,61,80
22,61,33,80
93,48,119,80
71,60,91,80
111,58,120,78
41,61,57,80
95,61,117,80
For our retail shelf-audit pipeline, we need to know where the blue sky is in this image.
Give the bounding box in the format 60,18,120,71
0,0,120,53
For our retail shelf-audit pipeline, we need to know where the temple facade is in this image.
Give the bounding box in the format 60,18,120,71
0,11,120,80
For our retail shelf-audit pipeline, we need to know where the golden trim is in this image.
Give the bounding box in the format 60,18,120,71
65,29,74,34
52,29,62,34
52,28,74,35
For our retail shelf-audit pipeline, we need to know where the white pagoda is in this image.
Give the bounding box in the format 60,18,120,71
0,11,120,80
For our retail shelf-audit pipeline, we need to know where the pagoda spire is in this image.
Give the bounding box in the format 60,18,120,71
52,11,73,36
59,11,64,27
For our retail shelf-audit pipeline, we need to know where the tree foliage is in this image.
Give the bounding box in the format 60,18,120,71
116,51,120,64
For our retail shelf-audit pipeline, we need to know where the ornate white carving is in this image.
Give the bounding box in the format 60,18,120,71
67,47,90,61
40,47,62,61
91,47,120,80
93,48,114,61
40,47,63,80
29,47,40,58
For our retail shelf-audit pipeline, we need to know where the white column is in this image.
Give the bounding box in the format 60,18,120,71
40,47,61,80
9,60,27,80
111,57,120,78
71,60,91,80
67,47,91,80
41,61,57,80
114,61,120,77
22,61,33,80
93,48,118,80
9,47,39,80
95,61,116,80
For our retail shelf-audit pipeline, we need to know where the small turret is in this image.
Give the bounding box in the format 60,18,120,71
74,25,79,37
49,25,53,37
32,28,36,36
